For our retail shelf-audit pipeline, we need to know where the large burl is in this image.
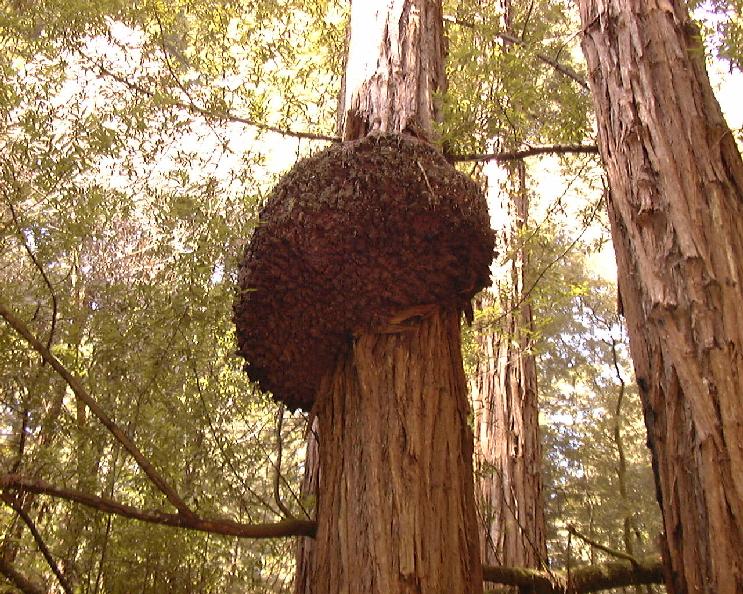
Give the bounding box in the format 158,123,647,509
234,133,494,410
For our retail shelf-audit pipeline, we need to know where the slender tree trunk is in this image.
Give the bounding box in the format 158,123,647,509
577,2,743,593
298,2,483,593
473,162,547,573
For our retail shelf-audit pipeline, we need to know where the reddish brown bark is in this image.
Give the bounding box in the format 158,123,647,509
577,2,743,593
308,308,482,593
473,164,547,572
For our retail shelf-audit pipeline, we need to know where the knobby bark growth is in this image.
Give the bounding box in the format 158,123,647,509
577,2,743,593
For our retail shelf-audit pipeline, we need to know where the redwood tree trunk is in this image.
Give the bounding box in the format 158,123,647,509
309,308,482,593
473,163,547,572
298,2,483,593
577,2,743,593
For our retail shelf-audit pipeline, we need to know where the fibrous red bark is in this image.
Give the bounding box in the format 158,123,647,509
577,2,743,593
286,1,488,593
309,308,483,593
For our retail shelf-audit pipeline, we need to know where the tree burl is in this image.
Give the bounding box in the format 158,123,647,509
234,133,494,410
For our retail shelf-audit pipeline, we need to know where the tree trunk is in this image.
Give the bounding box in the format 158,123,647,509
473,163,547,572
339,0,446,142
297,2,483,593
309,308,482,593
577,2,743,593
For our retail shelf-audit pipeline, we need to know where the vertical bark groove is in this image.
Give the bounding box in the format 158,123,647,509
577,2,743,593
341,0,446,141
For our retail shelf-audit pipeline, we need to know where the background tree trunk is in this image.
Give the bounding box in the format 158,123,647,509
577,2,743,593
472,162,547,573
299,2,483,593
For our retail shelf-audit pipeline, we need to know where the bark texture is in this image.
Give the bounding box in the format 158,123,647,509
473,164,547,572
577,2,743,593
340,0,446,141
309,308,483,594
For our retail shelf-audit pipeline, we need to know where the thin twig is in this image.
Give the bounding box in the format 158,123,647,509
79,51,338,143
442,15,589,90
2,188,58,351
273,404,295,519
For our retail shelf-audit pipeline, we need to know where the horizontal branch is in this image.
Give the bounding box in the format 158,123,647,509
1,473,663,591
83,53,338,143
482,555,663,593
448,143,599,163
0,474,315,540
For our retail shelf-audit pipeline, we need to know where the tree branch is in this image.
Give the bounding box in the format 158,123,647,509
0,555,45,594
80,52,338,143
496,31,588,90
0,300,195,520
0,474,315,539
442,15,589,90
482,556,663,593
567,524,639,564
1,494,73,594
448,143,599,163
273,404,295,519
0,471,662,590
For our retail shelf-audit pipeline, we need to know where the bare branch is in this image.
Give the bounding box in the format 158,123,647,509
78,51,338,143
567,524,639,564
442,16,589,89
1,494,73,594
273,404,295,519
0,474,316,540
0,300,195,520
2,188,58,351
496,31,589,89
448,144,599,163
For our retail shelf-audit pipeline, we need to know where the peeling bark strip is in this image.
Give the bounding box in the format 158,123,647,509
341,0,446,141
310,309,483,594
577,2,743,593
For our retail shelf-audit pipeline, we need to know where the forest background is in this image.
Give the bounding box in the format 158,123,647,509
0,0,741,592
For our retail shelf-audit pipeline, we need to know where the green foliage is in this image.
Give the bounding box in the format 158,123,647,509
4,0,727,590
442,0,591,155
1,0,342,590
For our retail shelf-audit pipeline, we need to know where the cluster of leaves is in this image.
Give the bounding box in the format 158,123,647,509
442,0,591,156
